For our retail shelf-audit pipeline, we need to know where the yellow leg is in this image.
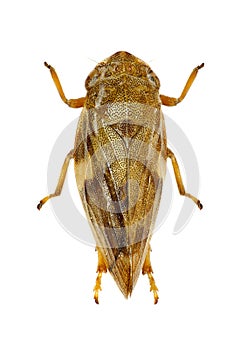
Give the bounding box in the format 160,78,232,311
93,248,107,304
44,62,86,108
37,149,74,210
142,247,159,304
167,148,203,209
160,63,204,106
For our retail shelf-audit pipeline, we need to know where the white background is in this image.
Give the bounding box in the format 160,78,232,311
1,0,247,349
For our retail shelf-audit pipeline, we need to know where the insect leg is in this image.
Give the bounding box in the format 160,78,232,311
37,149,74,210
160,63,204,106
44,62,86,108
142,246,159,304
93,248,107,304
167,148,203,209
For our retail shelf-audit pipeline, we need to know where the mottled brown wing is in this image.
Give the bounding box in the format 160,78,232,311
74,103,166,297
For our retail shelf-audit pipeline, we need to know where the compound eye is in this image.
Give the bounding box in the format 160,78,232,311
147,72,160,88
89,73,100,86
85,71,101,89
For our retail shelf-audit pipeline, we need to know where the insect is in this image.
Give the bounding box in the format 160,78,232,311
37,51,203,304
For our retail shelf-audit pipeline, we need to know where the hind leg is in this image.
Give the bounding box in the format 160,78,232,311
93,248,107,304
142,246,159,304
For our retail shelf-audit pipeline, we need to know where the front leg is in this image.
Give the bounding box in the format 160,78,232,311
160,63,204,106
44,62,86,108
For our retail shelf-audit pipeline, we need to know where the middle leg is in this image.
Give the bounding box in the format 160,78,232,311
167,148,203,209
37,149,74,210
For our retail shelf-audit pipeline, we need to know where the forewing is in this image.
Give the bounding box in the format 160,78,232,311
74,103,166,294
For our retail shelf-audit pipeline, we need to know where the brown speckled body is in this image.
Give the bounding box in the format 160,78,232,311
38,51,203,303
74,52,166,297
